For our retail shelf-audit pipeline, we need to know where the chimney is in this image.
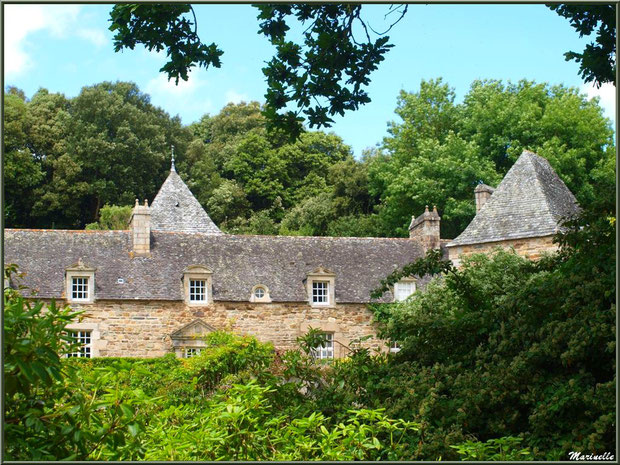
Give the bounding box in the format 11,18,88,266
409,205,441,251
474,184,494,213
130,199,151,256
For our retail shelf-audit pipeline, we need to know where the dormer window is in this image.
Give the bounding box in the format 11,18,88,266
393,278,416,302
65,259,95,304
183,265,213,305
189,279,207,302
250,285,271,303
71,277,90,301
306,267,336,307
312,281,329,304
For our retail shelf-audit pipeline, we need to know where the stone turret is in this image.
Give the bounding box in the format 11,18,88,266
409,205,441,251
474,183,495,212
130,199,151,256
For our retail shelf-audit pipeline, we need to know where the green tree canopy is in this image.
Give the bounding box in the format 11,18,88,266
369,78,615,239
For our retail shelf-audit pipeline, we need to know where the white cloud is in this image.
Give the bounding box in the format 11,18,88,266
77,28,108,48
582,81,616,123
4,4,108,77
145,72,213,121
145,73,205,97
225,90,249,105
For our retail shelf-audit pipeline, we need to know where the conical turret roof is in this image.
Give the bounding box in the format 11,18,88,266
150,168,223,235
448,150,579,247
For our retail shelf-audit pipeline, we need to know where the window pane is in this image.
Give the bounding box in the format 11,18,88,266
185,347,202,358
189,279,206,302
394,281,415,301
311,332,334,359
67,330,92,358
312,281,329,304
71,277,89,300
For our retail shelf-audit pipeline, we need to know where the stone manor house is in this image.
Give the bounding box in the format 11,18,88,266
5,150,579,359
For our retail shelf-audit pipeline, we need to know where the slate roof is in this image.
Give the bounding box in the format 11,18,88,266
150,168,223,234
5,229,426,303
448,150,579,247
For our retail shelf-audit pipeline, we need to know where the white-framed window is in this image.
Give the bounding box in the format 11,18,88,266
306,267,336,307
312,281,329,305
250,284,272,303
67,330,92,358
394,280,416,302
184,347,202,358
311,332,334,359
254,287,265,299
189,279,206,302
71,276,90,301
183,266,213,305
65,262,96,304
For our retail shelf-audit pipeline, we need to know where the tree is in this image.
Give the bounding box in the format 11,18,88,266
366,182,615,458
109,4,406,137
370,78,615,238
547,4,616,87
85,204,133,230
26,82,193,228
3,92,44,227
109,4,612,138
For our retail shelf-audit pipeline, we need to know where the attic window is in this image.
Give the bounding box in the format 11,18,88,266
250,284,271,303
312,281,329,304
71,277,90,301
183,265,213,305
65,261,96,304
189,279,207,302
306,267,336,307
184,347,202,358
394,279,416,302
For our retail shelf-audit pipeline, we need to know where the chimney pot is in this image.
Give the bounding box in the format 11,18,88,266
130,201,151,256
409,206,441,251
474,184,495,213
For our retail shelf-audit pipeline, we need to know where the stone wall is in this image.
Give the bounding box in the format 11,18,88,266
61,299,384,358
448,235,557,267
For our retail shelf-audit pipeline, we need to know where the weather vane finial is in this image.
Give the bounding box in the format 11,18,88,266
171,145,176,172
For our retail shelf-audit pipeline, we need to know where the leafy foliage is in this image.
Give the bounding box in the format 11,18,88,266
109,4,406,137
85,204,133,230
548,4,616,86
370,78,615,237
365,188,615,459
108,4,612,136
110,4,223,83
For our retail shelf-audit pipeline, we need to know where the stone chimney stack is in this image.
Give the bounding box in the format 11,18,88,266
130,199,151,256
474,184,495,213
409,205,441,251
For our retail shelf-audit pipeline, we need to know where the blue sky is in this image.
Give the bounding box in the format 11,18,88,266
4,3,616,158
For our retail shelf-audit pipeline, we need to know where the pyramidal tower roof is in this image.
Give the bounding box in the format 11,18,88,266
150,162,223,235
448,150,579,247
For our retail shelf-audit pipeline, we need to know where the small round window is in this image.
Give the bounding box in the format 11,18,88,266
254,287,266,299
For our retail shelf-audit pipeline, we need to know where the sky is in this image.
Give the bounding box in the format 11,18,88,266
4,3,616,158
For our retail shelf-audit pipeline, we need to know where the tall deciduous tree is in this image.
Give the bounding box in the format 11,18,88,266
370,78,615,239
35,82,192,227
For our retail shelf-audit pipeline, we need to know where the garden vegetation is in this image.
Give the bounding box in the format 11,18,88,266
4,182,614,460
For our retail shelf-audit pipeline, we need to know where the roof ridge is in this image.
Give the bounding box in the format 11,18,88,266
5,228,129,233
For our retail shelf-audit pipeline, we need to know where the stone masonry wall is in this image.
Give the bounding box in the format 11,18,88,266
448,235,557,267
61,299,384,358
